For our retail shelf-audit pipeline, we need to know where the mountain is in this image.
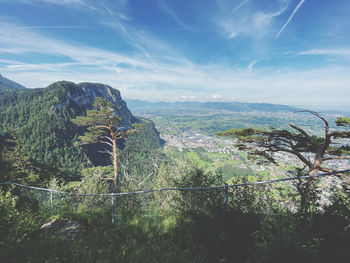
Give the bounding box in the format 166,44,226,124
126,100,301,113
0,81,162,181
0,73,26,91
0,74,27,107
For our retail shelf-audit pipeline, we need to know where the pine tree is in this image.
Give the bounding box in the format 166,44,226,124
72,97,140,189
217,111,350,213
1,125,35,183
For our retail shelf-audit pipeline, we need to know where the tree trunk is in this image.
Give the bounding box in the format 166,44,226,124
113,140,118,189
301,155,323,214
298,177,317,214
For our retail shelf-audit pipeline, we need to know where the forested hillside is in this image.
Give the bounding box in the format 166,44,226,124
0,73,25,91
0,81,162,182
0,78,349,263
0,74,26,107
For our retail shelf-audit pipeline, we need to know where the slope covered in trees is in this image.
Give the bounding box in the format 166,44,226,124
0,77,349,262
0,73,26,91
0,74,26,107
0,81,162,181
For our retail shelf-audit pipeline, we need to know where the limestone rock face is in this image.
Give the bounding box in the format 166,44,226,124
0,79,161,176
48,81,137,127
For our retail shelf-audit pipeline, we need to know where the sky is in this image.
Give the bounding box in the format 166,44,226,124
0,0,349,109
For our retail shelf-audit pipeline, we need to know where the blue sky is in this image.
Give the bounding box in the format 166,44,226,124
0,0,349,109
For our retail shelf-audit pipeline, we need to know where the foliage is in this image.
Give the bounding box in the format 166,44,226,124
1,79,349,261
217,111,350,213
72,97,124,144
253,213,323,263
252,184,350,263
72,97,142,188
77,166,114,194
172,161,223,215
0,81,161,184
0,84,90,181
0,189,39,260
1,159,350,262
217,111,350,173
336,116,350,127
0,125,52,186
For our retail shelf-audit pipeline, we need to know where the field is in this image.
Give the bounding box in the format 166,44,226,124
127,103,341,181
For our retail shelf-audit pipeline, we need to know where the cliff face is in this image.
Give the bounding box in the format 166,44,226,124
0,80,159,180
47,81,137,127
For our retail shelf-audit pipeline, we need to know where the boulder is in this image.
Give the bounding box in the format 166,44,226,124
41,218,84,239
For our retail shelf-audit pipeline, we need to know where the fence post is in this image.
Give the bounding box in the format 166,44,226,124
111,195,115,224
50,190,54,216
223,183,228,218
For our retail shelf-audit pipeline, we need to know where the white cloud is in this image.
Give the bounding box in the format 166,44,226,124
248,60,257,71
231,0,249,13
2,59,350,108
16,25,87,29
204,94,223,100
0,21,349,108
211,94,222,99
217,0,288,39
41,0,85,4
180,95,196,100
10,0,87,6
96,1,157,67
158,1,189,29
0,22,148,68
275,0,306,39
298,48,350,57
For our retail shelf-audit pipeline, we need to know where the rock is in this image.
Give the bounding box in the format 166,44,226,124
41,218,84,239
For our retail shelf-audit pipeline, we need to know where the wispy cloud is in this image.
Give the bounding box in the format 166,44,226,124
231,0,249,13
17,25,87,29
0,21,149,68
7,0,100,12
10,0,86,6
298,48,350,57
204,94,222,100
158,1,189,29
218,0,288,39
275,0,306,39
1,13,349,108
96,0,157,67
2,57,350,108
41,0,85,4
2,32,349,107
180,95,196,100
248,60,257,71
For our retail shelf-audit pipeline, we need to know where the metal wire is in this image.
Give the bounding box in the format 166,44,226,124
1,169,348,196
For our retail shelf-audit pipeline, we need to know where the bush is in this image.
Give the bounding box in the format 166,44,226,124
0,189,39,261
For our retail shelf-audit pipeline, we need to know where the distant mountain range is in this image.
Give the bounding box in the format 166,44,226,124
0,73,301,113
126,99,301,113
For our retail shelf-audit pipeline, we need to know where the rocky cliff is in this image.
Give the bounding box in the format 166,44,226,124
0,80,160,181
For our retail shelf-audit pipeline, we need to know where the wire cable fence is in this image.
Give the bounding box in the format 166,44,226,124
1,169,349,224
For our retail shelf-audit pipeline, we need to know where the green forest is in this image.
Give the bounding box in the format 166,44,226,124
1,81,349,263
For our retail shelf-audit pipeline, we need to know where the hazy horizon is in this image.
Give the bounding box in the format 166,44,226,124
1,72,349,113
